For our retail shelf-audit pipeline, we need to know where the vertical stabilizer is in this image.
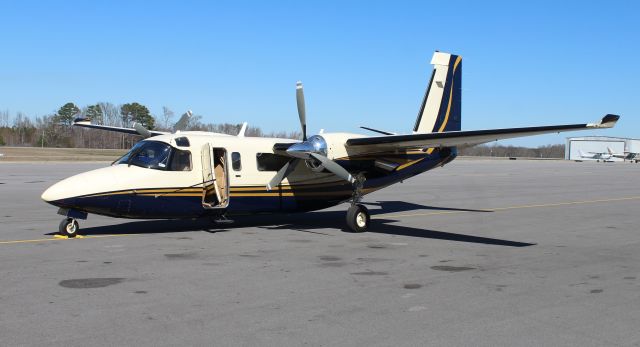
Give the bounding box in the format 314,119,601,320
413,52,462,133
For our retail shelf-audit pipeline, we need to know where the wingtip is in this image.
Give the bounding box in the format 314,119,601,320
600,114,620,128
602,114,620,123
73,117,91,124
588,114,620,128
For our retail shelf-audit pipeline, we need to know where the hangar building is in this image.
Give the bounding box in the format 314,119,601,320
565,136,640,161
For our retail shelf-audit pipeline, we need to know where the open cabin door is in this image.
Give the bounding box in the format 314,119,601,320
201,143,229,209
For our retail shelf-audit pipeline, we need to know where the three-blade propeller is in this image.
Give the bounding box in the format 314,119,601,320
266,82,355,191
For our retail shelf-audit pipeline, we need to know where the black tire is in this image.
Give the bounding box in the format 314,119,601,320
346,204,370,233
58,218,79,238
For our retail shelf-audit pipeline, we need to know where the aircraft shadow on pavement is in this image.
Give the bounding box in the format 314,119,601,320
259,215,535,248
362,200,491,214
47,201,534,247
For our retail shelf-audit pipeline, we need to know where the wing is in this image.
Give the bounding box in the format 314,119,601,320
346,114,619,151
73,118,169,137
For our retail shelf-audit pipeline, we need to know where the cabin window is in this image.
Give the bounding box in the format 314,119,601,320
231,152,242,171
256,153,289,171
174,137,190,147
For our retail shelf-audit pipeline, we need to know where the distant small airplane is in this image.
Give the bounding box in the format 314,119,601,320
607,147,639,163
578,149,614,162
41,51,620,237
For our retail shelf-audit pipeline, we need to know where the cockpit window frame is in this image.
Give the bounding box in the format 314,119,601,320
115,140,192,172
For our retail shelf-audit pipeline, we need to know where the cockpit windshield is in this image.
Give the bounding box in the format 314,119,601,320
116,141,192,171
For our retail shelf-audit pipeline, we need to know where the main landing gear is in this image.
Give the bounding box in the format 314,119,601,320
346,204,370,233
345,174,370,233
59,217,79,238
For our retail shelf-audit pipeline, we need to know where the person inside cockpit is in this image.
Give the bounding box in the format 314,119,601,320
170,149,192,171
116,141,190,171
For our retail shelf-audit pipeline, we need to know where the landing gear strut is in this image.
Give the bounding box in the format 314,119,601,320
59,217,79,238
345,174,370,233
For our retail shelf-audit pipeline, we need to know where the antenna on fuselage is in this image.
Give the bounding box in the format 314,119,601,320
237,122,248,137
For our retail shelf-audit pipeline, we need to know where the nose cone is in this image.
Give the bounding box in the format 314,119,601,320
41,181,70,204
41,166,118,205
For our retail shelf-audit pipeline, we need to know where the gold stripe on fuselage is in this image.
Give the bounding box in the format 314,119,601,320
79,183,384,199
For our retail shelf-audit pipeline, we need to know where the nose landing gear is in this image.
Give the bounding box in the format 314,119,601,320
59,218,79,238
55,208,87,238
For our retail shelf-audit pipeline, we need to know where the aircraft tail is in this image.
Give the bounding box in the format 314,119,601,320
413,52,462,134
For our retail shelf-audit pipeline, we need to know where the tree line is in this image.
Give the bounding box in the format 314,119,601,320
458,144,565,158
0,103,565,157
0,102,301,149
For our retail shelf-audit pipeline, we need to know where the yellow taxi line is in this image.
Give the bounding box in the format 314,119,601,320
376,196,640,219
0,234,134,245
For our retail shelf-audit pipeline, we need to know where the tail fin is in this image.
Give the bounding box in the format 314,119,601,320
607,146,614,155
413,52,462,133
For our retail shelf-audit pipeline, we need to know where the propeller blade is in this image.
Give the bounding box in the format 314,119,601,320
133,122,152,138
266,159,299,191
296,81,307,141
173,110,193,132
309,153,355,184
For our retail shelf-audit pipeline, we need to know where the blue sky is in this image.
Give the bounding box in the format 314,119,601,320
1,0,638,146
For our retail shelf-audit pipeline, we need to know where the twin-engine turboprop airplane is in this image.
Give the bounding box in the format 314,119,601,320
42,51,620,237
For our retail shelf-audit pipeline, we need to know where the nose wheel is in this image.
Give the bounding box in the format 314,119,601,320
59,218,79,238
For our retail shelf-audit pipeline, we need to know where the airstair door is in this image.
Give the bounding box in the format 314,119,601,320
201,143,229,209
201,143,218,208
